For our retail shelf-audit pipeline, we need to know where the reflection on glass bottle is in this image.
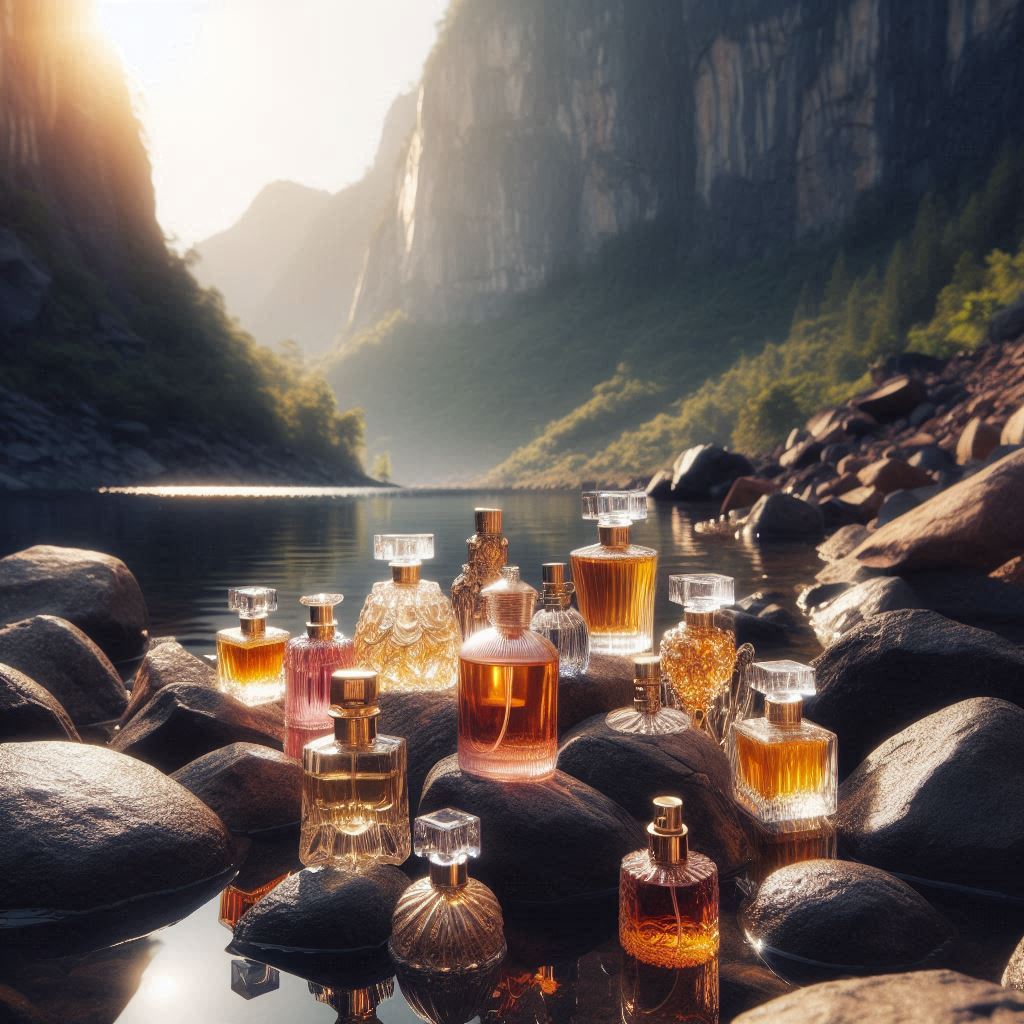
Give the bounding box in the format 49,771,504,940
530,562,590,678
284,722,332,760
310,977,394,1024
216,587,289,705
727,660,837,828
458,567,559,782
620,797,719,969
607,655,690,735
396,959,501,1024
660,575,736,730
218,873,290,930
451,507,509,639
300,668,411,870
285,592,355,728
620,954,720,1024
570,490,657,656
741,812,837,893
230,958,280,1001
354,534,461,691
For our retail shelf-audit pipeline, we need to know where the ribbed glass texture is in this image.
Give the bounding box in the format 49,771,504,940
530,605,590,677
619,954,719,1024
606,705,690,735
283,634,355,728
215,627,288,706
397,960,501,1024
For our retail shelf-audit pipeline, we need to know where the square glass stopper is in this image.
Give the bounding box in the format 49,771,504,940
227,586,277,617
414,807,481,864
668,573,735,609
373,533,434,563
581,489,648,523
748,659,816,697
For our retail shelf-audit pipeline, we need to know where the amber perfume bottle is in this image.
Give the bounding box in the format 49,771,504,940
530,562,590,677
620,955,720,1024
390,808,506,973
218,873,289,931
458,566,559,781
284,593,355,729
661,574,736,730
606,655,690,735
299,668,411,870
309,977,394,1023
727,660,837,828
353,534,461,692
451,508,509,639
570,490,657,656
742,813,837,892
619,796,719,969
216,587,290,706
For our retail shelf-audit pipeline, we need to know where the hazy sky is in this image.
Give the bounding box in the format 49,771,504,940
96,0,448,248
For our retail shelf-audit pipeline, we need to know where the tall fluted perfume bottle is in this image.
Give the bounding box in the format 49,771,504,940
458,567,559,781
284,593,355,729
354,534,461,692
661,574,736,730
216,587,289,706
727,660,837,828
606,655,690,735
390,808,506,973
300,668,411,869
570,490,657,656
530,562,590,677
451,508,509,639
619,796,719,969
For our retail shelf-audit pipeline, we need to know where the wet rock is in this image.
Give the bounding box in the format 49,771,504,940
810,609,1024,776
670,444,754,500
644,469,672,499
0,741,235,953
797,581,850,613
856,458,933,494
123,639,217,722
816,471,861,498
0,545,149,661
838,698,1024,897
110,682,282,773
809,576,917,644
0,662,79,742
743,860,952,969
731,608,791,645
956,416,1001,464
0,615,127,728
720,476,778,516
743,493,824,542
379,688,457,811
558,716,750,877
836,454,870,476
557,653,635,736
875,489,921,526
171,742,301,836
419,755,643,905
901,571,1024,644
854,375,927,423
816,524,869,563
1001,404,1024,446
833,485,885,522
1004,936,1024,990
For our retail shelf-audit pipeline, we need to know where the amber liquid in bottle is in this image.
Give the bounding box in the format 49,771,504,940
571,549,656,654
661,619,735,724
218,873,289,930
732,730,827,799
216,630,288,706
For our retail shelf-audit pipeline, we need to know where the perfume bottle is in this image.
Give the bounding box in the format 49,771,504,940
742,813,837,892
619,796,719,969
570,490,657,656
353,534,461,692
299,668,411,869
231,959,280,1001
606,655,690,735
451,508,510,638
727,660,837,827
390,808,506,973
218,873,289,930
660,574,736,730
530,562,590,677
216,587,290,706
458,567,559,781
284,593,355,728
309,978,394,1023
620,955,719,1024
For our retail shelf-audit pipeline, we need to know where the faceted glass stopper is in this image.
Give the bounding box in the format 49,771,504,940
230,959,279,1000
227,586,277,618
748,659,816,697
300,592,344,608
668,573,735,610
374,533,434,563
414,807,481,865
581,489,648,524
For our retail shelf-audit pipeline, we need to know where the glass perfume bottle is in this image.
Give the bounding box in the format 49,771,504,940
353,534,461,692
620,955,719,1024
284,593,355,729
570,490,657,656
727,660,837,827
530,562,590,677
451,508,510,639
231,959,280,1001
299,668,411,870
606,655,690,735
742,813,837,892
619,796,719,969
458,566,559,782
216,587,290,706
309,978,394,1023
390,808,506,973
661,574,736,730
218,873,289,930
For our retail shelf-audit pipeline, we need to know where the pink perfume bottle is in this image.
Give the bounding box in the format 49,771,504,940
284,593,355,729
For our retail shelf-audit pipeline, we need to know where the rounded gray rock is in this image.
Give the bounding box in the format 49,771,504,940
557,654,635,735
0,662,79,742
1004,935,1024,990
123,638,216,723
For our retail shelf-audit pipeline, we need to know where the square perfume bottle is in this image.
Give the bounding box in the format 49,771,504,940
216,587,289,706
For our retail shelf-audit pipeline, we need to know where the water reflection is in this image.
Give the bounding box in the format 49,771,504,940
310,976,395,1023
396,960,502,1024
230,958,280,1000
738,815,836,896
619,955,720,1024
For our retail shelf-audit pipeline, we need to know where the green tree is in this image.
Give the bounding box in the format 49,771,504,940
822,250,850,313
733,380,803,452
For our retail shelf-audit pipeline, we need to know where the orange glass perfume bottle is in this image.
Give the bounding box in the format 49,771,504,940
619,796,719,969
451,508,509,639
216,587,289,706
458,566,558,781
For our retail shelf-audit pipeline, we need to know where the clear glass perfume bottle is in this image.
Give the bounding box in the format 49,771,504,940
530,562,590,678
390,808,506,973
231,959,280,1001
353,534,461,692
300,668,411,870
742,813,837,892
570,490,657,656
284,593,355,729
458,566,559,782
619,796,719,969
451,508,509,639
606,655,690,735
727,660,837,828
216,587,290,706
661,574,736,730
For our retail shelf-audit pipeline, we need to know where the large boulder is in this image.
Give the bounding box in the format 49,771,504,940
557,654,635,735
809,576,918,645
816,524,869,563
854,375,927,422
839,698,1024,896
856,458,933,494
811,609,1024,776
743,493,824,542
0,662,79,742
644,469,673,500
0,546,148,661
0,615,127,728
558,715,750,877
0,741,235,953
956,417,1001,464
721,476,778,516
1001,404,1024,446
671,444,754,500
123,639,216,722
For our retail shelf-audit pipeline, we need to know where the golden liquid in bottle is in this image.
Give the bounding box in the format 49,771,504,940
661,624,735,720
302,766,397,835
570,551,656,641
216,634,287,685
748,823,836,886
733,731,827,799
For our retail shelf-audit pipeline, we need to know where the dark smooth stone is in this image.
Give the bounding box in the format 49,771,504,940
743,493,824,542
557,654,635,736
670,444,754,501
0,661,79,742
123,639,216,723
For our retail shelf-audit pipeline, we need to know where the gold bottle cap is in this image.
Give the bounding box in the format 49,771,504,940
300,593,342,636
482,566,537,631
633,655,661,680
647,795,688,864
330,668,380,715
766,694,804,726
541,562,574,608
475,508,503,535
542,562,566,586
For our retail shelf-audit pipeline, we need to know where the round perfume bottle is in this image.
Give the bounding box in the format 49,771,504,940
530,562,590,677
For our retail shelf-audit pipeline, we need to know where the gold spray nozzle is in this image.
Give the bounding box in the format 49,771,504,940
647,795,688,864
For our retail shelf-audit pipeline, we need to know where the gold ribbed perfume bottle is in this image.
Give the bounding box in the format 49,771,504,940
451,508,509,638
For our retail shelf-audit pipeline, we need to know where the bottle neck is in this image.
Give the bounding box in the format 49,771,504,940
633,681,662,714
333,712,379,745
684,608,718,629
648,823,688,865
306,622,336,640
541,583,573,610
598,524,631,547
391,563,421,585
766,696,803,727
495,624,527,639
429,860,468,888
240,617,266,638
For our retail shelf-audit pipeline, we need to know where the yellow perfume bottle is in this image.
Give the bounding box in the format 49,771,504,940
451,508,510,639
215,587,289,706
